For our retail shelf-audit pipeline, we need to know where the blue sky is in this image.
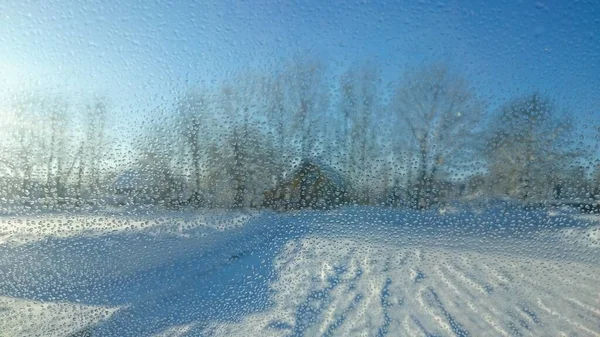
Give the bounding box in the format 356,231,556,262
1,0,599,129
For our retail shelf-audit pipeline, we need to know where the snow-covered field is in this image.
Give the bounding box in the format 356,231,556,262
0,207,598,336
0,210,259,245
207,238,600,336
0,296,119,337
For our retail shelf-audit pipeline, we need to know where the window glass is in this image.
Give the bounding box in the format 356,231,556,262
0,1,599,336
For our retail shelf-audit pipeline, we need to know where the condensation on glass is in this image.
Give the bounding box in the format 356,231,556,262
0,1,598,336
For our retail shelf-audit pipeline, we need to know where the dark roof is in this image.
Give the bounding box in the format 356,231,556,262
262,159,348,210
291,159,345,187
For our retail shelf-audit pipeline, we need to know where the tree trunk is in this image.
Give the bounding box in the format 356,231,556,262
415,142,429,209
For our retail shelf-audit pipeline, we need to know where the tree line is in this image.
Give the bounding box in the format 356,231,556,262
0,59,598,211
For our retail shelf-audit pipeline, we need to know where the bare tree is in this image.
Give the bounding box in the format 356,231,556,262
133,108,189,206
82,98,109,202
286,58,329,161
7,95,45,197
0,94,110,206
338,62,381,204
592,165,600,200
175,90,209,195
218,80,274,208
43,97,70,200
3,95,75,202
264,72,291,185
391,64,484,208
486,93,575,201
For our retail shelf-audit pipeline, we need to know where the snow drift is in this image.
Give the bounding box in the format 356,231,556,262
0,207,598,336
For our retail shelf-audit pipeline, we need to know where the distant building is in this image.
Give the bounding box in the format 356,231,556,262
262,160,347,211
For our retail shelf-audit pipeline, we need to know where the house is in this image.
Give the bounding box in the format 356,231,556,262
262,160,347,211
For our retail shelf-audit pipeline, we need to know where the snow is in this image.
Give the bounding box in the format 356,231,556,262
557,224,600,248
205,236,600,336
0,296,118,337
152,323,199,337
0,210,259,245
0,207,599,336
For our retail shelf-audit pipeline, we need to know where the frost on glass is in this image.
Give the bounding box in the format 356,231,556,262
0,1,599,336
